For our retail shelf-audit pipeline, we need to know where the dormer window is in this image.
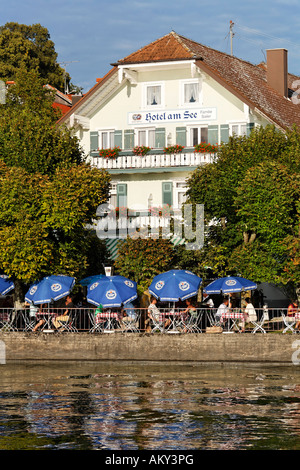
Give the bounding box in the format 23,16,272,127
147,85,161,106
143,82,164,108
184,83,199,103
180,79,202,106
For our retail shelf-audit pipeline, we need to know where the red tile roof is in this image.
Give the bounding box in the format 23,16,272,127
59,31,300,130
115,31,300,130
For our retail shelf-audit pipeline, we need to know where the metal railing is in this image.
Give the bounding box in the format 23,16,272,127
0,307,298,334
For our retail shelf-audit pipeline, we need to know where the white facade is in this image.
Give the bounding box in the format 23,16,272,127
69,59,269,211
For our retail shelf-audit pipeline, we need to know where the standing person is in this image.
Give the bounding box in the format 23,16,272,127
52,295,74,330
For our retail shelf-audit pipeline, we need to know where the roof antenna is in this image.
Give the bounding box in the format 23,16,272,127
58,61,79,94
229,21,235,56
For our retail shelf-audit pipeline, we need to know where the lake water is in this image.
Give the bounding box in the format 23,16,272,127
0,361,299,451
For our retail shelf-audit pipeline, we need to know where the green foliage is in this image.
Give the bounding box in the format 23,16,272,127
0,69,83,174
186,125,300,285
114,237,178,295
0,22,69,91
0,162,110,283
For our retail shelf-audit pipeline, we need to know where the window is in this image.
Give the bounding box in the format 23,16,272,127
143,82,164,108
109,183,117,209
174,182,187,209
189,126,208,146
137,128,155,147
184,82,199,104
147,85,161,106
99,130,115,149
230,123,247,137
180,79,201,106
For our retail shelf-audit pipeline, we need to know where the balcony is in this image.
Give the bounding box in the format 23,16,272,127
88,148,216,173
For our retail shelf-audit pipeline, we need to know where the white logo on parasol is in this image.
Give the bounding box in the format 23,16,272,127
106,289,117,300
155,281,165,290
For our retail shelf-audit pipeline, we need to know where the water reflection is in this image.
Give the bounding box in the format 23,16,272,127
0,361,299,450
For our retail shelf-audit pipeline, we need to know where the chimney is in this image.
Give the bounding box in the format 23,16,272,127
266,48,288,97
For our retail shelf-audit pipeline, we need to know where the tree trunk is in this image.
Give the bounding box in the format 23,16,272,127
12,278,26,309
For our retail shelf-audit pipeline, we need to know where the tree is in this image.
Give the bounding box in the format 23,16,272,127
0,161,110,301
0,69,83,174
0,22,70,91
0,70,111,303
186,125,300,286
114,237,179,296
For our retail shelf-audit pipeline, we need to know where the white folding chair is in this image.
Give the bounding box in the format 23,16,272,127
0,309,17,331
282,311,296,334
150,314,165,333
57,310,78,333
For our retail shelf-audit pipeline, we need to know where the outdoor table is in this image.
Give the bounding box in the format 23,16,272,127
158,311,186,333
35,311,58,331
91,311,121,333
221,311,245,333
282,311,300,334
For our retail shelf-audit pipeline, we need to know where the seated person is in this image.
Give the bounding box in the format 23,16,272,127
288,299,299,329
146,297,161,332
201,293,214,309
121,302,138,328
216,298,230,323
32,304,47,332
244,297,257,322
52,295,74,330
240,297,257,332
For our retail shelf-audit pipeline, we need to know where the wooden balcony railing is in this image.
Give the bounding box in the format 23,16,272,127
88,150,216,171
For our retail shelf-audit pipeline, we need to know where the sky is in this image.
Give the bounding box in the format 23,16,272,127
2,0,300,93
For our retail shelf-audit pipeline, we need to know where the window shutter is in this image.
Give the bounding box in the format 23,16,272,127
114,130,122,149
162,181,173,206
124,130,134,149
176,127,186,146
155,128,166,149
220,124,229,143
246,123,255,136
90,131,99,153
207,125,219,145
117,183,127,208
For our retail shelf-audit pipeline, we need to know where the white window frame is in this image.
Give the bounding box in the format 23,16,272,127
229,122,247,137
174,181,188,209
135,126,156,147
180,79,202,106
98,128,115,149
186,125,208,146
142,81,165,109
109,183,117,209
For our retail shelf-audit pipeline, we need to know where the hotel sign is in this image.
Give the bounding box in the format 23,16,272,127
128,107,217,125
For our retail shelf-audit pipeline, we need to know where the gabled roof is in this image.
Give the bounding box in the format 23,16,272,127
59,31,300,130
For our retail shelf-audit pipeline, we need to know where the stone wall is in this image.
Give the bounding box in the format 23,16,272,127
1,332,300,365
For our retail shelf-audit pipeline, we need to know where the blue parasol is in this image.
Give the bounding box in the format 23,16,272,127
204,276,257,294
25,275,75,305
87,275,137,308
148,269,202,302
0,275,14,295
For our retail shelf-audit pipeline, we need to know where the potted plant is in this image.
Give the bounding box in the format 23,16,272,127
163,145,184,154
99,146,121,159
194,142,218,153
132,145,151,156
